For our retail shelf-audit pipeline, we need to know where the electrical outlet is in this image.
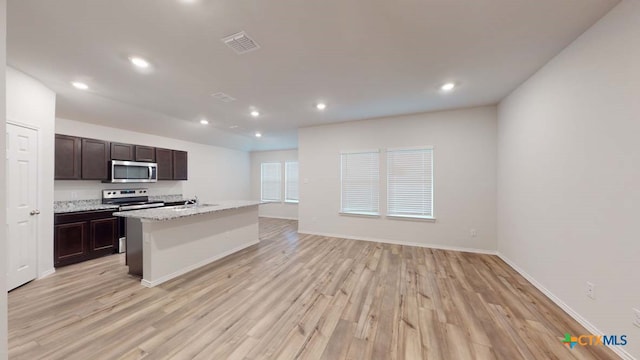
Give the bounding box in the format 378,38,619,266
586,282,596,300
470,229,478,237
633,308,640,328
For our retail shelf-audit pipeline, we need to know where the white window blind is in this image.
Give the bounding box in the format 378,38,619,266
387,147,433,218
261,162,282,202
340,151,380,215
285,161,299,203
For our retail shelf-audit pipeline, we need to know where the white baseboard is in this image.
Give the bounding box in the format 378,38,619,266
37,268,55,279
297,230,497,255
259,215,298,221
497,253,635,360
141,240,260,288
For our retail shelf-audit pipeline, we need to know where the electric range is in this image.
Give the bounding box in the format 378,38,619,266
102,188,165,252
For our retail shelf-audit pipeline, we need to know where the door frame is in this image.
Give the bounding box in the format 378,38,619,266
6,119,44,282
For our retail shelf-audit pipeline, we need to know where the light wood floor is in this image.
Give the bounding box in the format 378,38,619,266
9,218,617,360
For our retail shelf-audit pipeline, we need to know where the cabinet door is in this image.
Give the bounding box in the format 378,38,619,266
135,145,156,162
82,138,110,180
156,148,173,180
111,142,134,161
173,150,188,180
54,221,88,267
55,134,81,180
90,217,118,256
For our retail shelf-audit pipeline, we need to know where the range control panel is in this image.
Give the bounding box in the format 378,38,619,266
102,188,149,200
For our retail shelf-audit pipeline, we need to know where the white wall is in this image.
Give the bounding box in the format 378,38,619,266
0,0,7,358
7,67,56,280
299,106,497,252
55,118,251,203
497,1,639,358
250,149,298,220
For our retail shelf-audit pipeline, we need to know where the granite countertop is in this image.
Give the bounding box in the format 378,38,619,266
54,200,119,214
112,200,263,221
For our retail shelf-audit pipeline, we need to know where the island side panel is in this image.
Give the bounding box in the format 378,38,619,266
141,205,259,287
125,217,143,276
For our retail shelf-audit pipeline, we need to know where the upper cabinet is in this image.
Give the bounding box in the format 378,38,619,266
55,134,187,181
111,142,134,161
156,148,173,180
173,150,188,180
81,138,110,180
55,134,82,180
135,145,156,162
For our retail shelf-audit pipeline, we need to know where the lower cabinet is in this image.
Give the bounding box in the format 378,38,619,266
54,210,118,267
54,221,88,266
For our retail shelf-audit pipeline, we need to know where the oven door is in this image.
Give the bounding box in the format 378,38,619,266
110,160,157,183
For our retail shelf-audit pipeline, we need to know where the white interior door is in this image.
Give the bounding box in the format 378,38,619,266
6,123,38,291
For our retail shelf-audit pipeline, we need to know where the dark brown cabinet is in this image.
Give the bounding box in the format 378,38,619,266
173,150,188,180
54,210,119,267
54,221,88,266
81,138,110,180
90,217,118,253
55,135,82,180
135,145,156,162
111,143,155,163
156,148,173,180
55,133,188,181
111,142,134,161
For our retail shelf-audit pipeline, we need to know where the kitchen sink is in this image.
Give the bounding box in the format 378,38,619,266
167,204,219,211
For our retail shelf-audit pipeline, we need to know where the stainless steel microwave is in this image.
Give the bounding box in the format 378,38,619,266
108,160,158,183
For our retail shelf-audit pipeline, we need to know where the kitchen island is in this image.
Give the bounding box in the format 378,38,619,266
113,200,261,287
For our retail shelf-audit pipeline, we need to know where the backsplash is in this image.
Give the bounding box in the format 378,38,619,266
54,180,184,201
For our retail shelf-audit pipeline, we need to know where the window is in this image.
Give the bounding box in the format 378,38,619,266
261,162,281,202
285,161,299,203
387,147,433,218
340,151,380,215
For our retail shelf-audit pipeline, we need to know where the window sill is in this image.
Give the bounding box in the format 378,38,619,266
386,214,436,222
284,200,299,204
339,212,380,218
260,200,281,203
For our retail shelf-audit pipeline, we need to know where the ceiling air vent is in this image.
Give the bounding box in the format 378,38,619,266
211,92,236,102
221,31,260,54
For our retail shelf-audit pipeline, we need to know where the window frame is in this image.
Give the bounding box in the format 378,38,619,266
284,161,299,203
339,150,381,217
386,146,434,220
260,162,282,203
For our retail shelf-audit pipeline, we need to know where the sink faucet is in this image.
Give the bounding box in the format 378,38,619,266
185,196,199,206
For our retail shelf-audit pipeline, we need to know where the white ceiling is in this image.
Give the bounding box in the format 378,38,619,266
7,0,618,151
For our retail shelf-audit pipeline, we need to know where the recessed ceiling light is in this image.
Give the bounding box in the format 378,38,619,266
72,82,89,90
316,103,327,110
250,110,260,117
255,132,262,138
441,82,456,91
129,56,150,68
200,119,209,125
